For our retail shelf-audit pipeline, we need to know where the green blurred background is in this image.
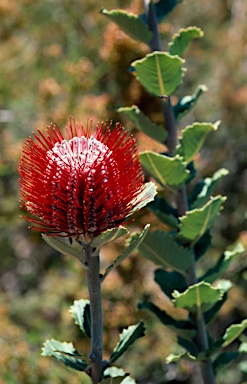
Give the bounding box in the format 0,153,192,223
0,0,246,383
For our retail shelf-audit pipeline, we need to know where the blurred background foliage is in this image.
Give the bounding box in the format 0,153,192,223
0,0,246,383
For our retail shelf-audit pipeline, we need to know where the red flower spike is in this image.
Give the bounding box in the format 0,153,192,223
19,119,147,240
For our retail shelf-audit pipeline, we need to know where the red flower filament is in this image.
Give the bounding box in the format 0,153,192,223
19,119,146,239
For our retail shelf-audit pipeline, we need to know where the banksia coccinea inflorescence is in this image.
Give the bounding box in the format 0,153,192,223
19,118,149,241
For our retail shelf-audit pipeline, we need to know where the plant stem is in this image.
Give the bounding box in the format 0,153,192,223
83,243,103,384
144,2,215,383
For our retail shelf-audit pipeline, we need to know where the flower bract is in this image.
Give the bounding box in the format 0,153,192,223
19,119,150,240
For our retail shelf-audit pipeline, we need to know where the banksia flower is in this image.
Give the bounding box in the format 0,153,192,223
19,119,152,241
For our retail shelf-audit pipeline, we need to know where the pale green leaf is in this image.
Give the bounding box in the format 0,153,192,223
102,367,136,384
169,26,204,57
173,85,208,119
41,339,87,371
102,225,150,281
117,105,167,142
222,319,247,348
42,234,82,260
128,181,157,215
110,322,145,364
140,151,189,188
137,230,193,274
172,281,224,313
101,8,152,44
201,243,244,284
178,196,226,242
176,121,220,163
191,168,229,209
166,352,206,363
70,299,91,338
131,52,185,96
91,227,129,249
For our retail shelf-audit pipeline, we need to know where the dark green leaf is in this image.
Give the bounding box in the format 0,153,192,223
102,225,150,281
137,230,193,274
172,281,224,313
117,105,167,143
147,196,179,229
176,121,220,163
154,269,187,299
140,151,189,188
138,301,196,341
200,243,244,284
178,196,226,242
213,351,240,373
41,339,87,371
131,52,185,96
169,27,203,57
70,299,91,338
110,322,145,364
177,336,198,355
173,85,208,119
194,230,212,261
191,168,229,209
140,0,179,23
101,8,152,44
204,280,232,324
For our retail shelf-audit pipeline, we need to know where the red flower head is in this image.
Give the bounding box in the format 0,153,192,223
19,119,151,241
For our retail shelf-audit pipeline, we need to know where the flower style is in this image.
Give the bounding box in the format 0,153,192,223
19,119,150,240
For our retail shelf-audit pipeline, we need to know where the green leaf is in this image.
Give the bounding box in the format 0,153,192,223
42,234,82,261
140,0,179,23
147,196,179,229
140,151,189,188
102,224,150,281
176,121,220,163
169,26,204,57
191,168,229,209
101,8,152,44
131,52,185,96
172,281,224,313
200,243,244,284
222,319,247,348
204,280,232,324
102,367,136,383
137,230,193,274
213,351,240,373
117,105,167,143
138,301,196,343
41,339,87,371
178,196,226,242
128,181,157,215
154,269,187,299
110,322,145,364
70,299,91,338
173,85,208,119
91,227,129,249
